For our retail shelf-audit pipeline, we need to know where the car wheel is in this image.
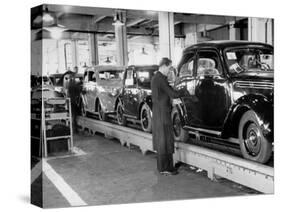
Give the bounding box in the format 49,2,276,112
140,104,152,133
238,110,272,163
97,101,107,121
171,107,189,142
116,101,127,126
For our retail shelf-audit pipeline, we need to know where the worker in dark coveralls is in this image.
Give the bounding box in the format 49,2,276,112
151,57,189,175
65,71,82,133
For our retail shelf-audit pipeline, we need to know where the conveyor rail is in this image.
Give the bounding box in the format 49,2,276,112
77,116,274,194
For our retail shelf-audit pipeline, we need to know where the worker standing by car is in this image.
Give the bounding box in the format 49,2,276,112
67,71,82,133
151,57,189,176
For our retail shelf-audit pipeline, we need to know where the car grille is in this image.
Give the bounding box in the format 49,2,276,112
234,81,274,90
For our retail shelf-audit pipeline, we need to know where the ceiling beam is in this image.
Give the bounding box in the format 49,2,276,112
174,14,243,25
46,4,114,16
93,15,107,23
126,18,147,27
126,10,158,21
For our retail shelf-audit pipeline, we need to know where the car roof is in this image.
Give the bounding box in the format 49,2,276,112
128,65,158,69
50,73,63,77
183,40,273,53
89,65,126,72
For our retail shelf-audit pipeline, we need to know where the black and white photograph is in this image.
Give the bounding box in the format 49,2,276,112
29,2,276,209
2,0,280,211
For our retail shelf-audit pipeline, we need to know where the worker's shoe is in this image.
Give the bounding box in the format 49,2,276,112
160,170,178,176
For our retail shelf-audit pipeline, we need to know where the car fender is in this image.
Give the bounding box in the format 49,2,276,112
80,93,87,109
143,95,153,109
172,98,188,124
137,96,153,120
114,96,124,111
222,94,273,141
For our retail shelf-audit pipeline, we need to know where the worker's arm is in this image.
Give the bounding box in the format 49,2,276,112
160,76,189,99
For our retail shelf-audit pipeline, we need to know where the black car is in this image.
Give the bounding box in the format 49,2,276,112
172,40,273,164
116,65,158,132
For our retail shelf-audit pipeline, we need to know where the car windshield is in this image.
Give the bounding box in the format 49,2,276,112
50,76,63,86
98,70,123,80
225,47,273,75
137,69,155,89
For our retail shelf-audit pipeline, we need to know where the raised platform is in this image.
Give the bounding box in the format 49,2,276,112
77,116,274,194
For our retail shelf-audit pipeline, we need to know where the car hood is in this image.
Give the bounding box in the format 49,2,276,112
232,77,273,103
232,71,273,81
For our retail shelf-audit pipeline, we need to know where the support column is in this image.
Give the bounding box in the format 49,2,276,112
114,10,128,66
71,40,79,68
248,17,273,44
88,33,99,66
158,12,175,63
56,40,60,73
229,21,240,41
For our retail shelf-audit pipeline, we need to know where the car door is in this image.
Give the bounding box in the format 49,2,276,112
194,49,230,130
123,69,137,117
176,51,197,125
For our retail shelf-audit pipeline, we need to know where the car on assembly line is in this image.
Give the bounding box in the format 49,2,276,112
49,73,83,94
172,40,273,164
80,66,125,121
116,65,158,132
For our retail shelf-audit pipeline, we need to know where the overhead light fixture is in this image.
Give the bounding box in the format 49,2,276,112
43,23,67,40
141,47,148,55
33,5,67,40
44,23,67,40
113,10,125,26
42,7,54,23
105,57,111,63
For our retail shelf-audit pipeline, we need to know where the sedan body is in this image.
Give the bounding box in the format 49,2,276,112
80,66,125,120
172,41,273,163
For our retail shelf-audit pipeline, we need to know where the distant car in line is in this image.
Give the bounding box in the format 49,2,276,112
80,66,125,121
116,65,158,132
172,40,273,164
49,73,83,95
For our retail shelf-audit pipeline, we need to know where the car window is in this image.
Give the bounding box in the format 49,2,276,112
177,52,195,75
88,71,96,82
98,70,123,80
179,59,194,77
197,51,222,76
83,71,88,80
225,47,273,74
124,69,135,87
137,69,155,89
126,69,133,80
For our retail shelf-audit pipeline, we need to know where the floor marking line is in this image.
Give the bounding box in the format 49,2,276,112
45,147,87,161
43,160,87,206
31,161,42,184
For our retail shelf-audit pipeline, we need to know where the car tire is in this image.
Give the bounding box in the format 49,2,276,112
171,107,189,142
238,110,272,164
116,101,127,126
97,101,107,121
140,103,152,133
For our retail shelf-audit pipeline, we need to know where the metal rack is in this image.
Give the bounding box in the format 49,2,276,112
31,98,73,157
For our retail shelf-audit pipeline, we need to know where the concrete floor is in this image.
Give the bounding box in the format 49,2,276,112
31,132,259,208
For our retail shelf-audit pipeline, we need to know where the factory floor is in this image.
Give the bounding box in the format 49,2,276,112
31,132,259,208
